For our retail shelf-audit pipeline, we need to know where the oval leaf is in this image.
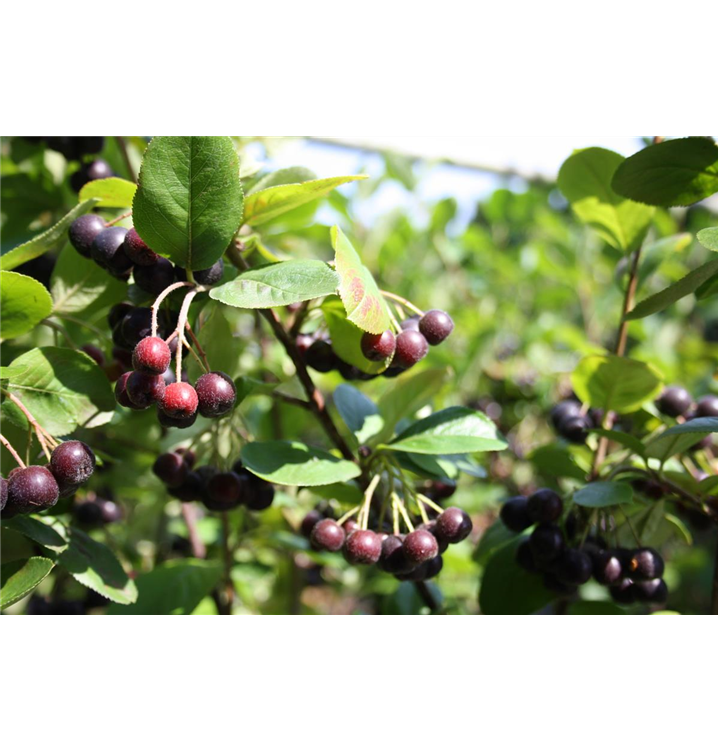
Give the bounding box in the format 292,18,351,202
0,271,52,339
645,417,718,461
574,481,634,508
245,175,366,225
241,440,361,486
571,354,663,413
386,406,507,455
331,226,392,334
612,137,718,207
79,177,137,208
5,347,116,435
334,384,383,444
133,136,244,270
0,198,99,271
557,148,653,252
697,227,718,252
0,556,54,610
210,260,338,309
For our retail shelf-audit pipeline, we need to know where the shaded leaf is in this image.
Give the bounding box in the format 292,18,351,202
334,384,383,444
573,481,633,508
0,557,54,609
0,271,52,339
645,417,718,461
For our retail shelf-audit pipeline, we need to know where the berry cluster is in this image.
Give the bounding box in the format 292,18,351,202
298,309,454,380
1,440,96,518
300,505,471,583
73,495,124,527
152,451,275,512
656,386,718,451
500,490,668,605
550,398,602,444
26,136,112,192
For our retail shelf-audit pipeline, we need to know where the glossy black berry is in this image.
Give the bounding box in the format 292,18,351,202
108,302,133,330
120,307,155,347
633,578,668,604
69,214,106,258
419,309,454,345
245,480,275,511
555,549,593,585
300,509,323,538
393,330,429,369
628,548,664,581
500,496,532,532
529,523,564,562
361,330,396,361
168,472,203,502
310,519,345,552
435,507,473,544
203,472,245,511
123,228,159,266
592,549,624,585
403,529,439,564
126,371,166,409
70,158,113,191
526,488,563,524
305,339,338,373
133,257,175,295
550,399,582,429
558,416,592,444
50,441,95,486
610,578,637,605
161,382,198,419
7,466,59,513
344,529,382,565
194,259,224,286
91,227,130,272
153,452,189,488
157,408,197,429
656,386,692,418
695,395,718,418
380,535,414,574
195,371,236,418
132,336,171,374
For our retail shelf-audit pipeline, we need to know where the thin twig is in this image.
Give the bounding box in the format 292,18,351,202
105,210,132,227
0,434,26,468
184,323,210,371
181,503,206,559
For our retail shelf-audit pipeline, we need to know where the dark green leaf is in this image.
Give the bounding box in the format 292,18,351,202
0,198,99,271
333,384,383,444
473,520,518,566
386,406,507,455
567,601,627,615
234,376,278,405
612,137,718,207
590,428,646,457
78,177,136,208
133,136,244,270
573,481,633,508
241,441,361,486
645,417,718,461
528,444,587,481
0,271,53,339
0,556,54,609
210,260,338,309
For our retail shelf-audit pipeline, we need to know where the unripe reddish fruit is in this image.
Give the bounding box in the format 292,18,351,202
161,382,199,419
310,519,345,552
126,371,166,409
419,309,454,345
435,507,473,544
123,228,159,266
403,529,439,564
132,336,171,374
343,529,382,565
153,452,188,488
360,330,396,361
393,330,429,369
195,371,236,418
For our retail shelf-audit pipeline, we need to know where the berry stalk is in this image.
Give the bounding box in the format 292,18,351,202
0,433,26,468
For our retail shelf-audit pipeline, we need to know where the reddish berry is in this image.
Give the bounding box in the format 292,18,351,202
126,371,166,409
310,519,345,552
161,382,198,419
7,466,59,513
435,507,473,543
114,372,135,408
403,529,439,564
361,330,396,361
195,371,236,418
132,336,171,374
81,344,105,367
343,529,382,565
153,452,189,488
301,509,324,538
695,395,718,418
50,441,95,486
419,309,454,345
123,228,159,266
1,477,8,511
393,330,428,369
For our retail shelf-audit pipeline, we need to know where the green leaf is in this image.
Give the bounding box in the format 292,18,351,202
528,444,586,481
210,260,338,309
107,560,222,615
573,481,633,508
79,177,137,208
557,148,653,252
0,271,53,339
626,257,718,320
479,536,556,615
567,601,627,615
244,175,366,226
331,226,392,334
571,354,663,413
334,384,383,444
186,302,239,381
645,417,718,461
234,376,278,405
0,556,54,609
386,406,507,455
133,136,244,270
58,526,137,604
241,440,360,486
0,364,26,381
321,297,390,374
4,346,116,435
612,137,718,207
697,228,718,252
590,428,646,457
473,520,518,566
247,167,317,194
0,199,99,271
50,244,126,314
375,367,449,444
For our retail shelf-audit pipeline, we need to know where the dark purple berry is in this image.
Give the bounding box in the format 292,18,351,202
550,399,582,429
555,548,593,585
361,330,396,361
98,499,123,523
50,440,95,486
558,416,592,444
91,227,130,272
108,302,133,330
593,549,624,585
500,496,532,532
343,529,382,565
195,371,236,418
695,395,718,418
81,344,105,367
123,228,159,266
435,507,473,543
610,578,637,605
69,214,106,258
7,466,59,513
516,539,537,572
300,510,323,539
393,330,429,369
310,519,345,552
132,336,171,375
168,472,203,502
114,371,134,408
157,408,197,429
428,480,456,501
194,259,224,286
120,308,154,347
403,529,439,564
133,257,175,295
633,578,668,604
543,572,577,597
656,386,692,418
161,382,198,419
380,535,415,574
153,452,189,488
305,339,338,373
627,548,664,581
526,488,563,524
245,480,275,511
126,371,166,409
419,309,454,345
70,158,113,191
529,523,564,562
400,315,421,331
203,472,245,511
